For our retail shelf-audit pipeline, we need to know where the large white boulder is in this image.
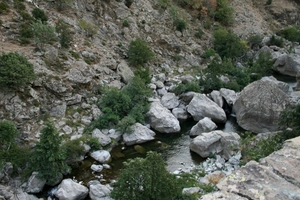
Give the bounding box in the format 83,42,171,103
190,130,240,160
189,117,217,137
187,93,226,123
274,54,300,77
55,179,88,200
92,129,111,146
160,92,180,109
89,181,112,200
147,101,181,133
90,150,111,164
123,123,156,145
25,172,46,194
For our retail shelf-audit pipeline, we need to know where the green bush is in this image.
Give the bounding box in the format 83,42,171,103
122,20,129,27
0,120,19,147
248,52,273,81
13,0,25,11
280,104,300,140
56,0,73,11
214,0,234,26
20,22,34,38
213,28,247,59
279,26,300,43
172,81,201,95
32,8,48,23
169,6,187,32
31,121,70,185
203,49,216,58
269,35,283,47
0,2,10,14
110,151,181,200
174,19,187,32
0,52,36,90
62,138,85,165
247,34,263,49
195,28,204,38
56,19,73,48
127,38,155,66
20,11,34,21
32,20,56,50
78,20,98,37
266,0,272,5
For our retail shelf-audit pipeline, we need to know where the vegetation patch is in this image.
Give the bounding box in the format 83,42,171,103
127,38,155,66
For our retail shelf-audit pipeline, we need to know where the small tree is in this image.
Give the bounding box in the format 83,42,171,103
214,0,234,26
31,121,69,185
32,20,56,50
31,8,48,23
127,38,155,66
56,19,73,48
0,120,19,148
0,52,36,90
110,151,180,200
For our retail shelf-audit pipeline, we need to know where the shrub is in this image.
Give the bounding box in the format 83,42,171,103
0,120,19,147
32,20,56,50
56,0,73,11
19,22,34,38
13,0,25,11
269,35,283,47
55,19,72,48
214,0,234,26
20,11,34,21
78,20,98,37
0,2,10,14
280,104,300,140
247,34,263,49
248,52,273,81
203,49,216,58
158,0,171,10
266,0,272,5
279,26,300,43
31,8,48,23
110,151,181,200
195,28,204,38
0,52,36,90
122,20,129,27
213,28,247,59
174,19,187,32
31,121,70,185
62,138,85,165
127,38,155,66
172,81,201,95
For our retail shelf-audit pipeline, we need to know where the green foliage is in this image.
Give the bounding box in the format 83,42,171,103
249,52,273,81
269,35,283,47
266,0,272,5
158,0,171,10
279,26,300,43
127,38,155,66
213,28,247,59
169,6,187,32
247,34,263,49
280,104,300,140
240,131,283,164
19,11,34,21
19,22,34,40
0,2,10,14
0,52,36,90
172,81,201,95
203,49,216,58
0,120,19,147
56,0,73,11
62,138,85,164
31,121,70,185
78,20,98,37
31,8,48,23
13,0,25,11
32,20,56,50
134,67,151,84
70,50,80,59
214,0,234,26
110,151,181,200
194,28,204,38
122,19,129,27
86,137,102,151
89,72,152,133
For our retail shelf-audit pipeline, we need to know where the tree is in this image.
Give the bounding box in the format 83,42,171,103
280,104,300,140
110,151,180,200
0,120,19,148
127,38,155,66
31,121,69,185
0,52,36,90
31,7,48,23
32,20,56,50
56,19,73,48
214,0,234,26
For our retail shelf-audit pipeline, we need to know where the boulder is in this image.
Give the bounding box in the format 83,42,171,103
89,181,112,200
233,80,291,133
220,88,238,106
91,164,103,173
274,54,300,77
117,60,134,84
25,172,46,194
261,76,290,93
210,90,223,108
172,107,189,121
147,101,181,133
123,123,156,145
190,130,240,160
189,117,217,137
200,191,247,200
187,93,226,123
92,129,111,146
90,150,111,164
161,92,180,109
55,179,88,200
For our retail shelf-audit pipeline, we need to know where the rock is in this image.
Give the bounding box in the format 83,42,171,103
190,130,240,160
0,163,13,183
26,172,46,193
261,76,290,93
217,160,300,199
55,179,88,200
89,182,112,200
160,92,180,109
189,117,217,137
154,81,165,89
200,191,247,200
107,129,122,142
50,101,67,117
147,101,181,133
134,145,147,154
91,104,102,120
293,72,300,91
274,54,300,77
205,171,225,185
187,93,226,123
123,123,155,145
90,150,111,164
66,94,82,105
172,107,189,121
117,60,134,84
92,129,111,146
182,187,200,195
66,61,93,84
233,80,291,133
220,88,238,106
210,90,223,108
91,164,103,173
